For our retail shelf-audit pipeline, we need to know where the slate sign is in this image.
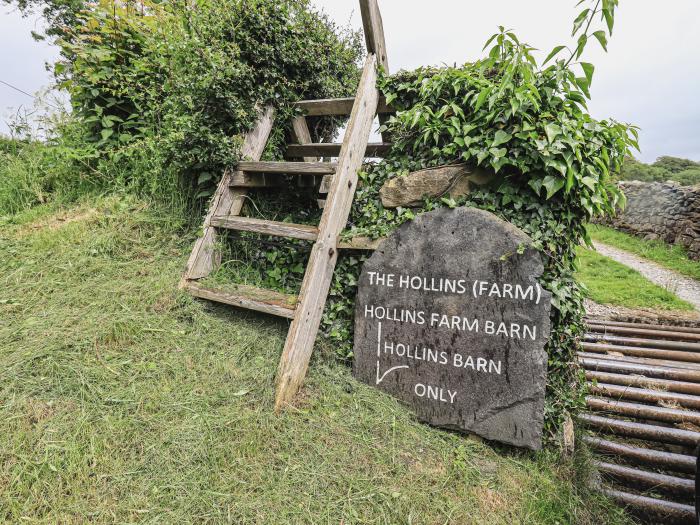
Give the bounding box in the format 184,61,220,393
353,207,551,450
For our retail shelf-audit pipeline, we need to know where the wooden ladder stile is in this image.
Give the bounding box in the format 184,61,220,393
181,0,391,410
274,54,381,410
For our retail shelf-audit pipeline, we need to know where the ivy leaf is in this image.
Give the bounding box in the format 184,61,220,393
565,167,576,193
592,30,608,51
542,176,566,199
491,130,512,148
474,87,491,111
489,147,507,159
197,172,213,185
544,123,561,144
528,178,543,195
581,176,598,190
100,128,114,141
543,45,566,66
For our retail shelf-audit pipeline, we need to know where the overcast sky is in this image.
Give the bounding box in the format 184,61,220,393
1,0,698,162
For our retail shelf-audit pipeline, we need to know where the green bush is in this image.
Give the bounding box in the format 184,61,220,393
55,0,362,203
2,0,363,214
619,156,700,186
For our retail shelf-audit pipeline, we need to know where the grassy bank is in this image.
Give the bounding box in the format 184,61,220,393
576,246,694,311
0,196,628,524
589,224,700,281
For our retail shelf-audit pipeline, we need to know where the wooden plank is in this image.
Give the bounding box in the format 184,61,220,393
238,161,337,175
274,54,380,411
290,116,317,162
290,116,320,188
286,142,392,158
185,282,297,319
182,107,275,283
359,0,389,73
229,172,285,188
359,0,391,142
294,97,393,117
210,216,319,242
319,174,333,195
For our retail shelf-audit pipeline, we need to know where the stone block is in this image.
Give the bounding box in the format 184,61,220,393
379,164,494,208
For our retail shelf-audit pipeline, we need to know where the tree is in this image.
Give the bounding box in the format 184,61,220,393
653,155,700,174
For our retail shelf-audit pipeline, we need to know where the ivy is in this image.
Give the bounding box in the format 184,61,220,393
317,9,637,441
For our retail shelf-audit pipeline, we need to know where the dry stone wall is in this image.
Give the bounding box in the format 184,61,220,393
605,181,700,260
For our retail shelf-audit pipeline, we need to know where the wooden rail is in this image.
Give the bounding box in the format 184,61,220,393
274,54,380,410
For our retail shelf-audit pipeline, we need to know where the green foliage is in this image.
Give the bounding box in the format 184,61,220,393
543,0,620,97
619,156,700,186
575,246,694,310
320,18,635,439
3,0,363,215
654,155,700,174
5,0,636,442
0,120,100,216
59,0,360,185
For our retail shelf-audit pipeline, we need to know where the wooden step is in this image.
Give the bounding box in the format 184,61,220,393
286,142,392,158
185,282,297,319
238,161,336,175
294,96,393,116
229,172,285,188
210,216,319,241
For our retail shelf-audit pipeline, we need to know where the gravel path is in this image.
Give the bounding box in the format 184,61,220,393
593,241,700,312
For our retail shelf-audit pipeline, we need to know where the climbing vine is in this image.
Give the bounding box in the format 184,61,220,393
228,1,637,440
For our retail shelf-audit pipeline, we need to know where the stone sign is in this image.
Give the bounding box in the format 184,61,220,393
352,207,551,450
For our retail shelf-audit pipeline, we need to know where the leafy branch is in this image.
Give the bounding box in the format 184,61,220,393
543,0,619,99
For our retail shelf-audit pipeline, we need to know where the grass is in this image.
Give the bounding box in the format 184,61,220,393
576,246,694,311
0,195,631,524
589,224,700,281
